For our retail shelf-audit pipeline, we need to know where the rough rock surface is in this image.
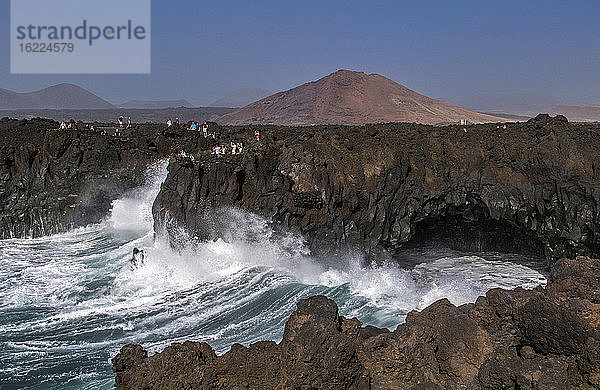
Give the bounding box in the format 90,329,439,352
113,256,600,389
153,114,600,264
3,115,600,264
0,118,214,237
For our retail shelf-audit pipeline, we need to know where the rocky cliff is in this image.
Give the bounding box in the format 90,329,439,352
3,115,599,263
153,114,600,264
113,256,600,389
0,118,211,238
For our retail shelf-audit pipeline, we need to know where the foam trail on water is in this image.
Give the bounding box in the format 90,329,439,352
115,208,548,332
0,159,548,390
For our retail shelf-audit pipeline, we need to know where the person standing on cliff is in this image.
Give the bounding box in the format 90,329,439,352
254,129,260,142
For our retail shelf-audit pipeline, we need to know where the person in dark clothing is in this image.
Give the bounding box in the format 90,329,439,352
130,248,145,270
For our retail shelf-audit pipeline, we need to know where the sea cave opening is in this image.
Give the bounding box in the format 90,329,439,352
396,202,547,270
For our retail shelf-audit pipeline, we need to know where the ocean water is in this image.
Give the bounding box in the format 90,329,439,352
0,160,547,389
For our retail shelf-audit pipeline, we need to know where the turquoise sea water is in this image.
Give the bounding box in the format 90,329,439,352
0,161,547,389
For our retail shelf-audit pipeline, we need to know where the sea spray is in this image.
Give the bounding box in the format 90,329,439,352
107,159,169,234
0,161,548,390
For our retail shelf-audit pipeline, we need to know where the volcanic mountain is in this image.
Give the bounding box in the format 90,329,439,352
219,70,505,125
0,83,114,110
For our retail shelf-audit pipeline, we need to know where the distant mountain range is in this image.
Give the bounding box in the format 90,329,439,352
0,84,269,111
550,103,600,122
0,84,113,110
453,93,561,118
0,85,197,111
119,100,195,109
452,94,600,122
219,70,505,125
4,80,598,123
209,88,272,108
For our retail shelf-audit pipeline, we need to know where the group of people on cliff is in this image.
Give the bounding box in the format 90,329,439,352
160,117,262,156
59,121,73,130
101,128,119,136
58,121,97,133
167,119,262,146
184,121,218,139
65,115,133,137
118,116,132,129
166,118,180,127
462,122,508,133
212,142,244,155
209,127,262,155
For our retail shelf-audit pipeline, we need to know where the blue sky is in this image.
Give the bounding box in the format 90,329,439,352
1,0,599,106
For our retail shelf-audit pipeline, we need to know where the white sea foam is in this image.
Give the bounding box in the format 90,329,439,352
0,158,549,390
107,160,168,233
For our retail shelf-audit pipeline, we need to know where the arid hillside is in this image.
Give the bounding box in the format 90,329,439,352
219,70,505,125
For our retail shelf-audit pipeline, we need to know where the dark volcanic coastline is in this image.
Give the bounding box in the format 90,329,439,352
0,117,214,237
2,114,600,389
2,114,600,259
153,114,600,265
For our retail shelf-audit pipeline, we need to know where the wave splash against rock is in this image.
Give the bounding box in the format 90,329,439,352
113,256,600,389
